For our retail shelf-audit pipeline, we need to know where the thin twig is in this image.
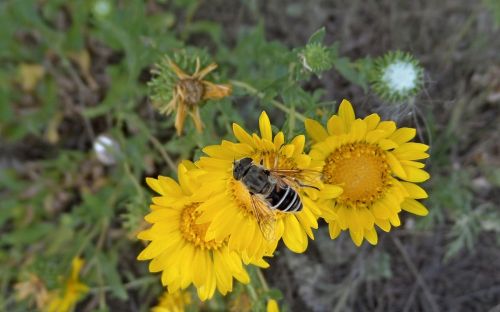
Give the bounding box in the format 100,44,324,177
88,276,157,294
257,268,270,292
147,134,177,172
391,236,440,312
230,80,307,122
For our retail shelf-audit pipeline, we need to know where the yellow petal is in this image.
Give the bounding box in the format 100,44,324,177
400,160,425,168
291,135,305,155
378,139,398,150
179,245,195,288
350,119,367,141
392,150,429,161
364,227,378,245
137,239,175,260
375,218,391,232
267,299,280,312
305,118,328,143
376,121,396,136
214,250,232,294
319,184,343,199
401,182,428,199
144,209,180,223
338,99,355,131
349,228,364,246
386,152,407,179
366,129,388,143
364,113,380,131
389,128,416,145
327,115,345,135
158,176,183,197
259,111,273,141
274,132,285,150
282,216,307,253
232,123,253,145
145,177,164,195
389,213,401,227
328,222,341,239
397,142,429,153
193,249,208,287
403,167,430,182
401,198,429,216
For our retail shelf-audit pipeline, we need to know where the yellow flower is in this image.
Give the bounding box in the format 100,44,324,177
305,99,430,246
160,57,231,135
47,257,89,312
151,290,191,312
137,162,253,301
267,299,280,312
194,112,336,263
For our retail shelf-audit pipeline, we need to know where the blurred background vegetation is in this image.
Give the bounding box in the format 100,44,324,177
1,0,499,311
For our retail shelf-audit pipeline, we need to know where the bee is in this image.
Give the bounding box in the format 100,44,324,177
232,157,319,241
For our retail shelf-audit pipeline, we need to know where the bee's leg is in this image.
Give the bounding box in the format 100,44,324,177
298,181,320,191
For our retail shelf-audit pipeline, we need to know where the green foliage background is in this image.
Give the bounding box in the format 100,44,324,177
1,0,499,311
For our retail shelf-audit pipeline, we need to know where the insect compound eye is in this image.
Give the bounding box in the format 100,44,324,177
233,157,253,180
241,157,253,166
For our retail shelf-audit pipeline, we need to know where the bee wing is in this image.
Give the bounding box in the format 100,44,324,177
269,168,322,191
270,149,322,189
250,195,278,241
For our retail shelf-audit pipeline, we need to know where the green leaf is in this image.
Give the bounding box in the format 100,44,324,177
99,253,128,300
333,57,368,89
308,27,326,44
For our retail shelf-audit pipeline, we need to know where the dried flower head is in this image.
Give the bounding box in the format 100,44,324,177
15,274,50,310
149,51,232,135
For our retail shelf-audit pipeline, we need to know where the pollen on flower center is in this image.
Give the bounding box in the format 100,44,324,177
180,203,223,250
177,79,205,106
323,142,391,205
228,179,254,217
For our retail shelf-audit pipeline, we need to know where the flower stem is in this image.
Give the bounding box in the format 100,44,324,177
230,80,307,122
257,268,269,292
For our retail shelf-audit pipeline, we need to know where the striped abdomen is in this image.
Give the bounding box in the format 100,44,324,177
265,185,303,213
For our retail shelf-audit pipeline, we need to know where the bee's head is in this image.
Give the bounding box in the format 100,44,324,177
233,157,253,180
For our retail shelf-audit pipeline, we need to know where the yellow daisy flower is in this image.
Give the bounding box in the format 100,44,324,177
137,162,255,301
305,99,430,246
151,290,191,312
194,112,340,263
160,57,231,135
47,257,89,312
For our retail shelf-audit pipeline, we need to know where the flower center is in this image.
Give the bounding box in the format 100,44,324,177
323,142,391,206
180,203,223,250
177,79,204,107
228,179,254,217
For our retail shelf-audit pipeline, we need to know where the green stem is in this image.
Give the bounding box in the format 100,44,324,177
257,268,270,292
230,80,307,122
88,276,157,293
245,282,258,301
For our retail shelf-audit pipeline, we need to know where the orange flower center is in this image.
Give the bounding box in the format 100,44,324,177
177,79,204,106
228,179,254,217
180,203,223,250
323,142,391,206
